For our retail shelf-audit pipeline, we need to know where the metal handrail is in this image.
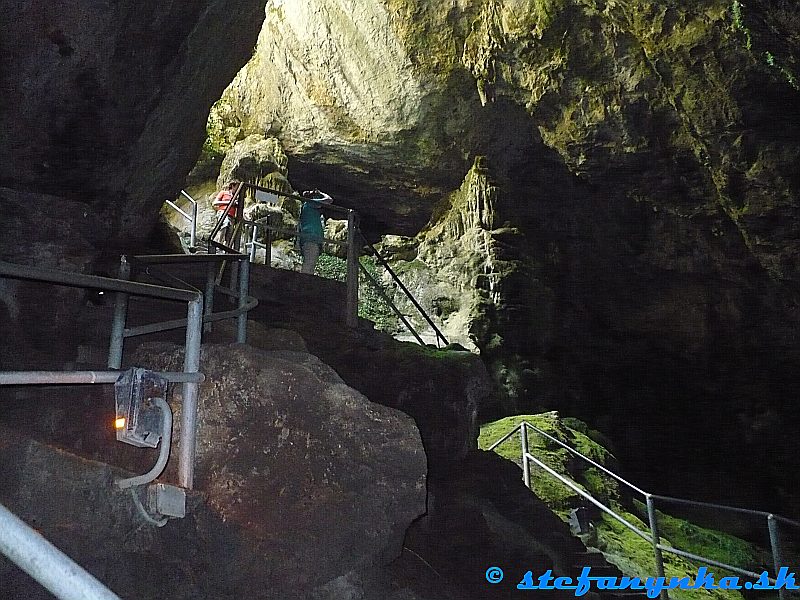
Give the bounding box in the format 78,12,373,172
0,260,196,302
0,502,122,600
519,420,648,496
359,234,449,348
649,494,800,528
208,182,244,244
489,421,798,599
0,371,203,385
200,181,446,340
205,182,361,327
0,259,205,491
125,252,255,344
358,261,426,345
165,190,198,249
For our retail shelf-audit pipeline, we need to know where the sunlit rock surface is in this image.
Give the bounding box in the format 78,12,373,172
214,0,800,511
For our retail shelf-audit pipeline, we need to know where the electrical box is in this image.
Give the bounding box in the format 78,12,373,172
147,483,186,519
114,368,168,448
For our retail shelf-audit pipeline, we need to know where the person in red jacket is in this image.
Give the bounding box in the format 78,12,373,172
212,180,240,243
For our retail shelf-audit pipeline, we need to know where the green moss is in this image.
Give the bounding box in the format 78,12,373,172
478,413,618,512
729,1,799,90
596,512,745,600
201,96,241,167
358,255,400,332
314,255,400,332
481,413,765,600
313,253,346,282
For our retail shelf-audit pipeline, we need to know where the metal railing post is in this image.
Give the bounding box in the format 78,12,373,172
237,258,250,343
488,421,800,593
646,494,669,600
346,210,359,328
248,223,258,263
768,514,787,600
229,259,239,306
178,294,203,490
189,199,197,250
204,245,216,334
107,256,131,369
231,182,245,254
265,225,272,268
520,422,531,488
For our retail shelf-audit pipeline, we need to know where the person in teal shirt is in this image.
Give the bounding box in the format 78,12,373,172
298,190,332,274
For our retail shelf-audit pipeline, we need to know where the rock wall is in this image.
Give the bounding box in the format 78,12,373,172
0,0,267,257
213,0,800,511
2,0,800,512
0,0,267,368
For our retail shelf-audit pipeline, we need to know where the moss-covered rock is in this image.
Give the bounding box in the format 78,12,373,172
480,413,773,600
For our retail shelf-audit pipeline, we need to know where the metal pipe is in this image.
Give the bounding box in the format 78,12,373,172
659,545,776,582
240,221,348,247
178,295,203,490
265,226,272,268
116,397,173,489
0,260,195,301
523,451,653,542
358,263,425,345
520,422,531,489
239,182,352,215
248,224,258,262
231,183,245,254
204,245,216,334
228,257,239,306
107,257,131,369
165,200,192,221
122,296,257,338
487,423,522,451
132,253,247,265
360,235,448,346
651,494,800,523
346,211,359,328
237,258,250,343
189,197,197,250
0,502,122,600
646,495,669,599
768,515,787,600
0,371,204,385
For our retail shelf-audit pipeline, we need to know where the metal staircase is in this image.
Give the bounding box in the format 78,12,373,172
172,183,448,346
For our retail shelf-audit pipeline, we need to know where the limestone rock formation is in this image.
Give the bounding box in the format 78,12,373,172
210,0,800,511
2,0,800,523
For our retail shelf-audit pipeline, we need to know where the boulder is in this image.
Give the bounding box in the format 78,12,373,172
136,342,428,596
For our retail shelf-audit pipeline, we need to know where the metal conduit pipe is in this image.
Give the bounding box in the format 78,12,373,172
116,397,173,490
0,371,204,386
0,502,122,600
178,296,203,489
